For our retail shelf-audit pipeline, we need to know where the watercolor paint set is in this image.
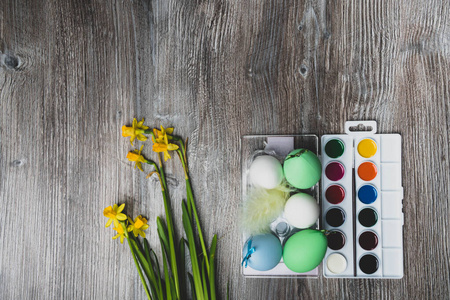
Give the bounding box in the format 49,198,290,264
321,121,403,278
240,121,403,279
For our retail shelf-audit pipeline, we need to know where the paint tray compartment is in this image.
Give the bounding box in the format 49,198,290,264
241,134,320,278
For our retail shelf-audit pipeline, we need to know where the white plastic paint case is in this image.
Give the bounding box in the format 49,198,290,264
321,121,404,279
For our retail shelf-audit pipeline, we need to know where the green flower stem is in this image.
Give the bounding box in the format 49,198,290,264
177,148,210,276
182,201,204,300
121,223,152,300
157,159,180,299
131,238,161,300
147,133,179,298
157,154,168,191
209,235,217,300
173,136,186,160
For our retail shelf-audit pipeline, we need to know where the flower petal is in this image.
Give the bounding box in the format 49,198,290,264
163,151,171,161
105,218,113,228
116,213,127,221
117,203,125,213
166,128,174,134
129,136,136,146
127,152,140,162
138,120,149,130
137,134,148,142
122,126,134,137
153,143,168,152
134,218,144,229
167,143,179,151
103,206,113,217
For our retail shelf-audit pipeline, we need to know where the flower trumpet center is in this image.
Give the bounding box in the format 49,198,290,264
122,125,135,137
103,207,117,218
126,152,147,163
134,216,147,229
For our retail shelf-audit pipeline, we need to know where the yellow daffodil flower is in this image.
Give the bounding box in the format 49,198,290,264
153,126,174,143
112,225,126,244
122,118,149,146
151,126,179,161
153,142,179,161
127,215,149,238
103,204,127,228
126,145,149,172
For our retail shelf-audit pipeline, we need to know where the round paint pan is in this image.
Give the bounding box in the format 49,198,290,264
325,162,345,181
359,254,379,274
327,253,347,274
358,185,378,204
325,139,345,159
357,138,377,158
327,230,346,250
358,207,378,227
325,185,346,205
358,231,379,250
357,162,377,181
325,207,346,227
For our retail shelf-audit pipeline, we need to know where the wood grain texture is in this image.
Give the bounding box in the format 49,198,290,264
0,0,449,299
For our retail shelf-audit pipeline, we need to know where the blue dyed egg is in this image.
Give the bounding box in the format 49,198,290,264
242,234,282,271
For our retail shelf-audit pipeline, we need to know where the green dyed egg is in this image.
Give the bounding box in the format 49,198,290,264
283,229,327,273
283,149,321,189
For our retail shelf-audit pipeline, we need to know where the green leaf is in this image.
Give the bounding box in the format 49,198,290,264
185,179,210,275
143,238,152,264
201,259,209,300
131,238,158,299
151,250,164,300
156,217,170,257
209,235,217,300
143,238,162,300
126,236,152,300
179,238,186,297
187,273,196,300
160,237,172,300
170,276,177,299
159,188,180,299
182,200,204,300
209,235,217,261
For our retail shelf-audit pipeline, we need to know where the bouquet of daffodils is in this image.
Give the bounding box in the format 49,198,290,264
103,119,217,300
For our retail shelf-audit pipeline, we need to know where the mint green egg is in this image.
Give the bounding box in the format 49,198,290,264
283,149,321,189
283,229,327,273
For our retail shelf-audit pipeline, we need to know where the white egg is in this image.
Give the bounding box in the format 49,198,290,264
284,193,320,229
249,155,284,189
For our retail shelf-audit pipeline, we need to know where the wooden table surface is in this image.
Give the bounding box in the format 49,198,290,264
1,0,449,299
